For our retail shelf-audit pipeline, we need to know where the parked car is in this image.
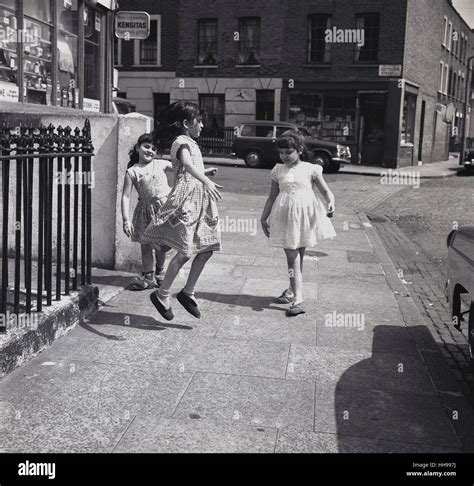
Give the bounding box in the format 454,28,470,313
446,225,474,368
231,120,351,172
462,137,474,174
112,97,137,115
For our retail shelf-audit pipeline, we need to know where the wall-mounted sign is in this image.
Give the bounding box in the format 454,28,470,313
378,64,402,77
115,11,150,39
0,81,19,102
83,97,100,112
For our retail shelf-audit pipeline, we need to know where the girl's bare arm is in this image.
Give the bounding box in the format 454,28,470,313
314,174,335,209
121,172,133,223
261,180,280,222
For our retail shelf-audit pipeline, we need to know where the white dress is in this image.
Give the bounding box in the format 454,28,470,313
268,162,336,249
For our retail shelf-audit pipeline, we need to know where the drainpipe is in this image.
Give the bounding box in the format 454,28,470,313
460,55,474,166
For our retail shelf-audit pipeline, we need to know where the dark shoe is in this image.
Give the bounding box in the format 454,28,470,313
129,273,158,291
286,302,305,317
150,291,174,321
276,288,295,304
177,290,201,318
155,277,163,288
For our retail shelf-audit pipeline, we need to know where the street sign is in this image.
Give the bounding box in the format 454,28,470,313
378,64,402,77
115,11,150,40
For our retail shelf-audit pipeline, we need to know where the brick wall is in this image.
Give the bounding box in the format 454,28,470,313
176,0,287,78
116,0,177,72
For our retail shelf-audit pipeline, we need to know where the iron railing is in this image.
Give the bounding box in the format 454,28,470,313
0,120,94,331
197,127,235,155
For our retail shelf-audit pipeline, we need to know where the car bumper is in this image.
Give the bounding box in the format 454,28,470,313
332,157,351,165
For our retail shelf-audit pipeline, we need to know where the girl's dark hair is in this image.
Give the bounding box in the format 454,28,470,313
153,101,203,152
276,129,309,161
127,132,155,169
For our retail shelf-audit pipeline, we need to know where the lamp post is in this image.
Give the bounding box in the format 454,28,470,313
460,55,474,167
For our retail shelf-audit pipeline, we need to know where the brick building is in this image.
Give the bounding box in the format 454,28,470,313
114,0,177,118
116,0,474,167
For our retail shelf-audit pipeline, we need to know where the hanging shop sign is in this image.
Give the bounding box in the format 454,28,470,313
114,11,150,39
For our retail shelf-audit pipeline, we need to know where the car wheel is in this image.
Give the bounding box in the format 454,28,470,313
245,150,264,168
469,303,474,369
312,153,330,172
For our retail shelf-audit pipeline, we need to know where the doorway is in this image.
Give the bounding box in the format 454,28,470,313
154,93,170,130
418,100,426,163
357,93,387,165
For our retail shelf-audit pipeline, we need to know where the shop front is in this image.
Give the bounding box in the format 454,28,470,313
0,0,116,113
285,81,402,167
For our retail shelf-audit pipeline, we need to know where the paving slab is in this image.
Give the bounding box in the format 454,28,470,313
169,336,290,379
173,372,315,431
319,275,399,307
113,416,277,453
275,428,462,453
216,313,316,346
314,383,460,449
0,403,132,453
287,345,436,396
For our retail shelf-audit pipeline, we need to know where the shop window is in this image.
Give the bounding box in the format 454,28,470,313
289,91,323,138
354,13,379,63
238,17,260,65
197,19,217,65
307,14,331,63
113,37,121,66
84,4,103,109
0,1,19,102
199,94,224,137
256,89,274,120
57,0,78,108
135,15,160,66
401,93,416,145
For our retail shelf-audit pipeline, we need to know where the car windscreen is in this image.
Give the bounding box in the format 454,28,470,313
240,125,274,137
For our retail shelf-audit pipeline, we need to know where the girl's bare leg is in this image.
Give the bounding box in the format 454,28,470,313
183,251,214,301
284,249,303,304
157,251,190,307
298,247,306,275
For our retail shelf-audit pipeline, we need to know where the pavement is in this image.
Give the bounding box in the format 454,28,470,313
1,193,474,453
202,154,462,178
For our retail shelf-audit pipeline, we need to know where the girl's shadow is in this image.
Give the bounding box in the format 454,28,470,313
196,292,286,312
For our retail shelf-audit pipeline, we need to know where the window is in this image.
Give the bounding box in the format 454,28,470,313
289,91,323,138
461,72,465,101
114,37,121,66
0,0,110,110
447,21,452,51
354,13,379,62
453,71,457,98
238,17,260,65
197,19,217,65
442,16,448,46
439,61,444,93
458,70,462,99
307,14,331,63
199,94,225,137
448,67,452,97
134,15,161,66
401,93,416,145
256,90,275,120
240,124,272,137
444,64,449,95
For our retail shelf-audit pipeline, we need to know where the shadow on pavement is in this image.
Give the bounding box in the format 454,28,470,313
334,325,470,452
196,292,286,312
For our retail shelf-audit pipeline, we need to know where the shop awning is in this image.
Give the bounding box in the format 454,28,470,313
96,0,118,10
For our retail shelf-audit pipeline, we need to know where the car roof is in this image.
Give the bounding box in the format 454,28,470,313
240,121,294,127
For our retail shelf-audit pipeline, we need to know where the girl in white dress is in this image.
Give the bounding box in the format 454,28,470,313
260,130,336,316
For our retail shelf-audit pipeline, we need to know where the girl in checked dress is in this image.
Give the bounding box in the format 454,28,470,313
121,133,172,289
142,102,222,321
260,130,336,316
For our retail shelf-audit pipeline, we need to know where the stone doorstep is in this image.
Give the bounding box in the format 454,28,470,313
0,285,99,378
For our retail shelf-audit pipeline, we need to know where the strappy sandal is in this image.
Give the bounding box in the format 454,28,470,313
150,291,174,321
286,301,306,317
177,290,201,318
276,288,295,304
128,272,158,291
